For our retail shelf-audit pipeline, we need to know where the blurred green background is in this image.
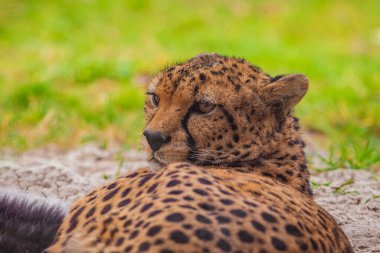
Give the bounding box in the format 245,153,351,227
0,0,379,168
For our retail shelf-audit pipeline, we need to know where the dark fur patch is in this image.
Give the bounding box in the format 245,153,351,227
181,103,197,161
0,191,67,253
270,75,284,83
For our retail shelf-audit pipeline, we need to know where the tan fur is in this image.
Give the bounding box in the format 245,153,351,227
45,54,352,253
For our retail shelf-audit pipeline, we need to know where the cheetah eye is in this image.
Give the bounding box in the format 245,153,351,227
195,101,216,114
147,93,159,107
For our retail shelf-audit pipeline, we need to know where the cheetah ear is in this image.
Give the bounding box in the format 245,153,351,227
264,74,309,109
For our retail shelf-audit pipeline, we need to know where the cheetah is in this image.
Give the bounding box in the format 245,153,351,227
3,53,353,253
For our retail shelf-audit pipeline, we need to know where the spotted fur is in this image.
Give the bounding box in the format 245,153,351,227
45,54,352,253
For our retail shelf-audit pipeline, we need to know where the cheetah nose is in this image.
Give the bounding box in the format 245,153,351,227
143,130,171,152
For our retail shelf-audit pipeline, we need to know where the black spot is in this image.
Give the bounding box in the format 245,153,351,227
194,188,209,196
167,179,181,187
271,237,287,251
310,238,319,250
199,73,206,82
290,155,298,161
261,212,277,223
136,190,143,197
138,174,154,187
240,152,250,159
103,217,113,226
244,200,258,207
138,242,150,251
276,174,288,183
162,198,178,203
118,198,131,207
140,203,154,213
198,178,212,185
148,210,162,217
220,228,230,237
147,183,159,193
285,169,293,176
285,224,303,237
155,239,164,245
230,209,247,218
126,172,138,178
87,195,97,202
129,230,139,239
123,219,132,227
167,171,178,176
129,202,141,211
298,242,308,251
101,204,111,214
106,182,117,190
115,237,125,246
238,230,254,243
198,202,215,211
70,206,85,222
160,250,175,253
183,196,194,201
203,248,210,253
168,190,183,195
85,207,96,218
216,216,231,224
124,245,133,252
66,219,78,233
233,134,240,143
166,213,185,222
195,229,214,241
220,198,234,205
121,187,131,197
147,225,162,236
219,189,233,195
182,224,192,229
216,239,232,252
175,163,191,169
170,230,189,244
179,204,197,210
251,220,266,233
196,214,212,224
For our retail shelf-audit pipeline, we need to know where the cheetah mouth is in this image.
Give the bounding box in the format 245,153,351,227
149,149,191,168
147,153,166,168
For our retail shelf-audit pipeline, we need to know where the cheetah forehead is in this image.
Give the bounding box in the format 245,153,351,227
148,53,271,96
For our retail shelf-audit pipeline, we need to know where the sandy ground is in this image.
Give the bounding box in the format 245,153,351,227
0,144,379,253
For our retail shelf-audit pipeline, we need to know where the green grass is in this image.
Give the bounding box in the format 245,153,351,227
0,0,379,169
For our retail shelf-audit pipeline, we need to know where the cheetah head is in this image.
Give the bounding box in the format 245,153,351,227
142,53,308,169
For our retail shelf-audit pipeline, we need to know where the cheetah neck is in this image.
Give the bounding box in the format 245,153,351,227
208,116,312,196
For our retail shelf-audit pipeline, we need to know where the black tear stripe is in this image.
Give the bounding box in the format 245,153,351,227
193,86,199,96
181,103,197,162
218,105,238,131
